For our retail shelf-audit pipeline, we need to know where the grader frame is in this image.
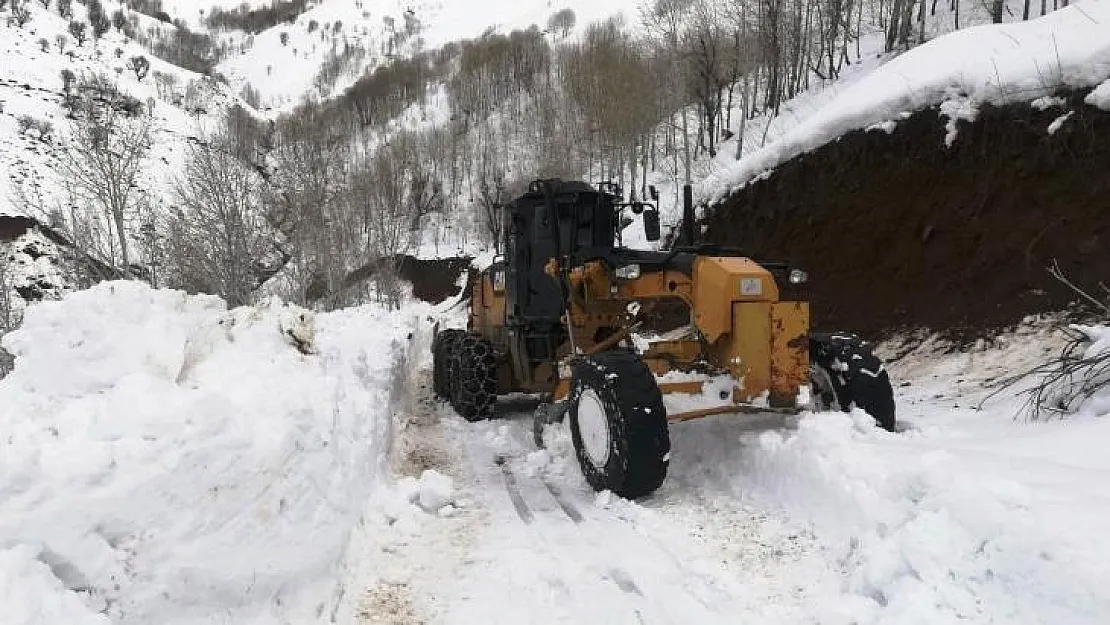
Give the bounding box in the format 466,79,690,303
434,179,895,498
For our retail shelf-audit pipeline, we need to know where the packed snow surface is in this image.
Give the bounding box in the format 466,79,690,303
0,282,412,624
3,283,1110,624
699,0,1110,203
365,318,1110,624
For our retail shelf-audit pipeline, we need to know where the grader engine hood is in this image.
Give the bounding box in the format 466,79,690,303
689,257,809,408
691,257,779,342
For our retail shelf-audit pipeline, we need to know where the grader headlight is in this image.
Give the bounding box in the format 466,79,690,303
789,269,809,284
614,264,641,280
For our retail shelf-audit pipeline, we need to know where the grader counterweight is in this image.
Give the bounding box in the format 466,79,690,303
433,179,895,499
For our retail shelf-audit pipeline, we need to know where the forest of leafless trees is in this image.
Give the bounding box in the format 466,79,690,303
1,0,1065,311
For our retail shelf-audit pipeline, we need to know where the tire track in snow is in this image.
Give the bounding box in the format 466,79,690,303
542,480,584,524
495,455,534,524
437,381,819,623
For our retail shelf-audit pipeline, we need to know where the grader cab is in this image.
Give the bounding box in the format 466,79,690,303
433,179,895,499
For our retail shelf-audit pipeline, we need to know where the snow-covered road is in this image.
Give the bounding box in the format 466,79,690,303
356,322,1110,625
4,286,1108,625
368,378,835,625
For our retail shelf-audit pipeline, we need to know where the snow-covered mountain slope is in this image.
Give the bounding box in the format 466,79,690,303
0,1,253,219
0,281,417,624
212,0,640,109
698,0,1110,205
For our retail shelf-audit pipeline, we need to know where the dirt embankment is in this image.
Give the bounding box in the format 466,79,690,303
344,255,472,304
704,92,1110,340
0,216,40,242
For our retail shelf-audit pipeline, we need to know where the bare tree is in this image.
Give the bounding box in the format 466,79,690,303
345,146,418,308
267,105,350,307
68,20,87,46
169,133,274,307
11,0,32,27
476,163,507,248
547,8,577,38
683,1,730,157
0,250,20,379
56,75,151,275
87,0,110,38
641,0,694,183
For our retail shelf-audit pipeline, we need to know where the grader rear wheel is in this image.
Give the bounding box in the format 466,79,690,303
432,329,466,399
449,333,498,422
569,350,670,499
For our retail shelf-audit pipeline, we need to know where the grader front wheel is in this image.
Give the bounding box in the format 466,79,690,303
809,333,897,431
569,350,670,499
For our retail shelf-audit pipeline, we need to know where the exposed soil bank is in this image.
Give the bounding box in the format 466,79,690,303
0,216,37,242
397,255,471,304
704,92,1110,340
345,255,472,305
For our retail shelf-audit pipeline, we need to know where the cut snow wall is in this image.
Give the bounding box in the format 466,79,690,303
0,282,415,625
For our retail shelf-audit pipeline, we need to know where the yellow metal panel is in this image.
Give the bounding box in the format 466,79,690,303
730,302,772,401
643,340,701,364
692,257,778,342
770,302,810,408
645,358,671,377
470,270,506,333
658,381,705,395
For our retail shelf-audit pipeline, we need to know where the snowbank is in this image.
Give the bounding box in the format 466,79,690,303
731,411,1110,624
699,0,1110,204
660,327,1110,624
0,282,412,624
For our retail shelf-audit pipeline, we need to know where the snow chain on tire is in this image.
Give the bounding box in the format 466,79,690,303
569,350,670,499
809,333,897,431
432,329,466,399
450,333,498,422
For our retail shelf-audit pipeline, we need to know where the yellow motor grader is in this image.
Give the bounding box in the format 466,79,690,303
433,179,895,498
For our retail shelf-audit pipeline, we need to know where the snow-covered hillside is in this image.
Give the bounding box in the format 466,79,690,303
698,0,1110,205
0,0,252,219
211,0,642,109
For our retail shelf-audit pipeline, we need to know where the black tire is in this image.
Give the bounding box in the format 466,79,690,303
568,350,670,499
432,329,465,399
809,333,897,431
449,333,498,422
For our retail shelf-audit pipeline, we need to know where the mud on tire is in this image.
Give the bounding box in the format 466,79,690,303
450,333,498,422
432,329,466,399
569,350,670,499
809,333,897,431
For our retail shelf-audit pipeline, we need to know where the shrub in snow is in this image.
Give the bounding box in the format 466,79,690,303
1012,325,1110,419
127,55,150,80
989,264,1110,420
